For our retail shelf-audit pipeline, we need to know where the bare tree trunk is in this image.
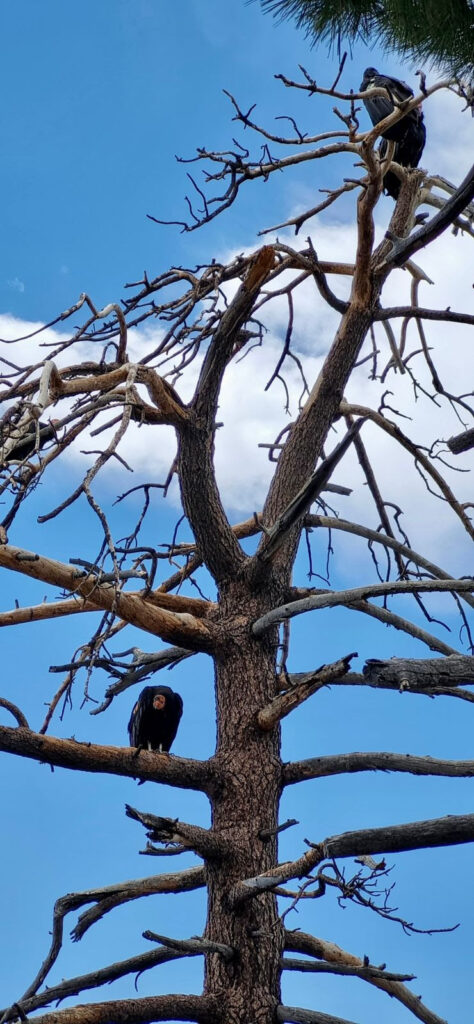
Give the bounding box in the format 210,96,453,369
205,580,284,1023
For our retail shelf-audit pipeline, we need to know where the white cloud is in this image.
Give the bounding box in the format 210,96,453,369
0,124,471,582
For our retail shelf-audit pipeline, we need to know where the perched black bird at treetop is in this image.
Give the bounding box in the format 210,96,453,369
0,419,60,465
128,685,183,753
360,67,426,199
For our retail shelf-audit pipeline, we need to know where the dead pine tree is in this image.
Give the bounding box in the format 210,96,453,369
0,66,473,1024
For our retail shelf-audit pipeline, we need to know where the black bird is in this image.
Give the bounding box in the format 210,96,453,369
128,685,183,753
1,419,59,465
360,67,426,199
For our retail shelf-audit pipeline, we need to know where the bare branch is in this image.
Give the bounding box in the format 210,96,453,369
305,515,474,611
258,653,357,731
285,932,447,1024
0,947,194,1023
284,751,474,787
277,1006,360,1024
0,597,99,628
282,957,414,982
13,993,220,1024
255,421,364,566
447,427,474,455
0,544,213,650
125,805,226,858
253,579,474,636
377,163,474,270
323,813,474,859
142,932,234,961
71,867,205,942
0,726,213,791
15,868,204,1005
230,814,474,904
0,698,29,728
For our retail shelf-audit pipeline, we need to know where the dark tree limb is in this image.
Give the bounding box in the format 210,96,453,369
71,866,205,942
258,653,357,731
255,421,364,566
363,655,474,688
0,698,29,728
284,751,474,786
230,813,474,903
277,1007,360,1024
282,957,414,982
447,427,474,455
178,247,277,584
0,947,193,1024
0,726,213,792
339,401,474,541
125,805,227,859
12,994,221,1024
284,653,474,697
142,931,234,961
16,867,205,1004
377,163,474,270
324,813,474,859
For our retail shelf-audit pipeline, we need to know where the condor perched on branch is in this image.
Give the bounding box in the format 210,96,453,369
360,67,426,199
128,686,183,753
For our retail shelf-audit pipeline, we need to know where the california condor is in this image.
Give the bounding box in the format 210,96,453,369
360,67,426,199
128,685,183,753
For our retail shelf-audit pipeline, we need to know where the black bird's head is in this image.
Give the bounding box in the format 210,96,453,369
153,692,167,711
150,685,174,711
361,67,379,89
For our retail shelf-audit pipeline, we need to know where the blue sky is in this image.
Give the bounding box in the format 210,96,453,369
0,2,473,1023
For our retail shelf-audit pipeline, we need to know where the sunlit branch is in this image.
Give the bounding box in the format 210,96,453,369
0,598,102,628
0,545,213,650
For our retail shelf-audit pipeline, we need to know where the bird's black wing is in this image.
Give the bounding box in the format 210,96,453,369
361,69,414,136
161,693,184,752
128,696,146,747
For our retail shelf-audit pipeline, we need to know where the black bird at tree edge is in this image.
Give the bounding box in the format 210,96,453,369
128,685,183,753
360,67,426,199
